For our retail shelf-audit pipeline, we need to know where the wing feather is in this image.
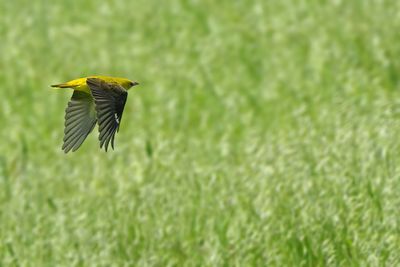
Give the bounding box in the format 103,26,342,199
87,78,128,152
62,91,97,153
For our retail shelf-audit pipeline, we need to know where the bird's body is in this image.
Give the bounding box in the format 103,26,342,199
52,75,135,93
52,76,139,153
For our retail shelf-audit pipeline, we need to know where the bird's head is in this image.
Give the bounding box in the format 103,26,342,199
120,78,139,90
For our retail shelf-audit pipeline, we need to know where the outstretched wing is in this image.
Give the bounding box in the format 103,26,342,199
62,90,97,153
87,78,128,152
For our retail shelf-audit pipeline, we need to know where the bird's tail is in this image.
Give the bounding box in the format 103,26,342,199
51,83,77,88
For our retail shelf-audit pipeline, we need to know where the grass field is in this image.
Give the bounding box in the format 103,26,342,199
1,0,400,266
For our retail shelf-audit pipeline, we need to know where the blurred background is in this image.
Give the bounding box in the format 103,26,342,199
1,0,400,265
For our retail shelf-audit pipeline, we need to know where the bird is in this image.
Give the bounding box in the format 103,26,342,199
51,76,139,153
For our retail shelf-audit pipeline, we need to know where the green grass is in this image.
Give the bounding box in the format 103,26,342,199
1,0,400,265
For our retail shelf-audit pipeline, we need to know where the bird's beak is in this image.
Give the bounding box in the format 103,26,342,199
132,81,139,86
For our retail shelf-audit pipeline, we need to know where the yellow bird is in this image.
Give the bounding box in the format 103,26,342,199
52,76,139,153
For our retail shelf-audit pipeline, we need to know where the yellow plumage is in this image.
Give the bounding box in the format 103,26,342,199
52,75,137,93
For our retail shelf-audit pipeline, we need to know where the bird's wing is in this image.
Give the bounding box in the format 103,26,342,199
62,90,97,153
86,78,128,152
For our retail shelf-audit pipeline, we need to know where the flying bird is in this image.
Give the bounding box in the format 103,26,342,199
52,76,139,153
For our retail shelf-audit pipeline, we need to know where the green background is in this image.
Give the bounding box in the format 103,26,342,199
1,0,400,266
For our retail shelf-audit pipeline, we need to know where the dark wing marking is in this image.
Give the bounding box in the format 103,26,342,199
62,90,97,153
87,78,128,152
